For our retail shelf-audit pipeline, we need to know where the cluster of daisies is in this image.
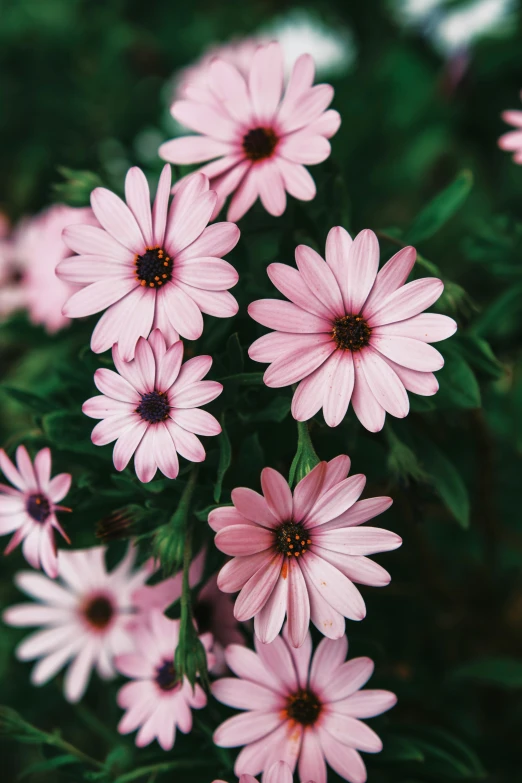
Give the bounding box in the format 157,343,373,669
2,35,514,783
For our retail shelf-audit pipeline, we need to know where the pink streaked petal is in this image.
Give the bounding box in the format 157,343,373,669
310,636,349,692
257,161,286,217
151,290,179,348
322,455,352,492
232,487,279,528
267,263,333,319
39,531,59,579
286,559,310,648
304,474,366,529
234,554,283,621
325,226,352,308
174,257,238,290
323,351,354,428
498,129,522,150
82,395,135,420
249,41,283,124
62,224,134,262
170,408,220,436
22,528,42,570
359,348,409,418
307,109,342,139
94,368,140,403
113,420,148,471
165,420,206,463
317,728,367,783
283,623,312,690
133,429,158,483
265,761,293,783
322,713,382,753
276,159,316,201
234,737,273,778
313,547,391,587
209,59,253,125
152,164,171,246
368,278,444,328
133,336,156,392
320,497,393,532
374,312,457,343
293,462,327,523
162,283,204,341
215,524,274,556
62,277,137,318
4,519,31,551
322,657,375,703
384,359,439,396
214,710,283,748
279,134,331,165
337,690,397,719
209,503,252,532
280,84,334,135
261,468,293,523
125,167,153,246
176,282,238,318
57,255,129,283
153,423,179,480
291,354,335,422
169,379,222,408
172,100,238,141
351,358,386,433
92,415,135,446
176,221,240,262
89,287,143,356
295,245,344,316
372,335,444,371
248,299,331,333
16,445,37,490
254,631,299,693
166,194,217,258
211,678,281,712
147,327,167,364
362,246,416,320
175,354,212,388
224,643,283,693
159,135,233,164
156,341,183,391
249,331,333,364
3,603,69,627
501,109,522,127
298,728,327,783
211,160,251,219
262,720,303,774
277,54,315,126
254,572,288,644
346,230,380,314
0,495,25,515
90,187,144,253
299,551,366,621
0,449,27,491
217,551,271,593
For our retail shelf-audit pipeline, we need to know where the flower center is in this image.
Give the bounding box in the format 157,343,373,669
332,314,372,351
242,127,278,162
285,689,322,726
155,660,178,691
136,390,170,424
83,595,114,630
26,493,51,523
135,246,172,288
275,522,311,558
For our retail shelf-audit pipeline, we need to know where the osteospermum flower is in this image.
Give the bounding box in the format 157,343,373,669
159,42,340,222
213,760,304,783
133,548,243,673
57,165,240,360
498,92,522,164
3,545,153,702
0,219,28,320
212,627,396,783
0,446,71,578
115,610,212,750
248,228,457,432
83,330,222,482
210,457,400,648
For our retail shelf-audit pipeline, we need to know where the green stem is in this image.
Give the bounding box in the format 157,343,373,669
47,734,103,770
113,759,213,783
376,230,441,275
289,419,320,487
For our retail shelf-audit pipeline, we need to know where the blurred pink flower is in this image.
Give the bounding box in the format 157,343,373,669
57,166,240,360
23,205,97,333
3,545,153,702
0,446,71,578
212,626,396,783
209,457,400,648
133,548,243,674
248,228,457,432
213,760,303,783
115,610,212,750
498,93,522,164
175,38,260,100
0,220,28,319
83,330,222,482
160,42,340,221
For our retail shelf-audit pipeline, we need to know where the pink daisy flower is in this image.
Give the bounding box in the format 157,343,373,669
3,545,153,702
498,92,522,164
0,446,71,578
83,330,222,483
0,220,28,320
57,165,240,360
212,626,396,783
248,228,457,432
159,42,340,222
209,456,400,648
115,610,212,750
175,38,261,100
133,548,243,674
213,760,305,783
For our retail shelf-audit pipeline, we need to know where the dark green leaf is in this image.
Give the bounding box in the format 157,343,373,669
454,335,504,380
420,439,470,528
452,657,522,688
241,395,291,423
214,416,232,503
42,411,101,455
0,385,57,414
225,332,244,373
18,754,79,779
406,170,473,245
379,734,425,763
437,349,481,409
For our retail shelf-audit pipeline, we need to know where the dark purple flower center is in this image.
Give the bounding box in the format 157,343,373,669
242,127,278,162
285,689,322,726
275,522,311,558
26,493,51,523
83,595,114,630
332,314,372,351
155,659,178,691
135,246,172,288
136,390,170,424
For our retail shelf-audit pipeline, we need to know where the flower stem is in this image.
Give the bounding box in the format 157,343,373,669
289,419,320,487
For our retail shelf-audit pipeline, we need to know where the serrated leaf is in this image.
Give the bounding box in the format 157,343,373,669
214,416,231,503
420,440,470,528
451,657,522,688
406,170,473,245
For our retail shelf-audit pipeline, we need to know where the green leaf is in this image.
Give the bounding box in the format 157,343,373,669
379,734,425,763
218,372,264,385
214,415,232,503
454,335,504,380
42,411,101,456
406,170,473,245
393,726,486,779
385,424,430,484
225,332,244,373
0,385,57,414
451,657,522,688
437,349,481,409
241,395,291,423
18,754,79,779
420,440,470,528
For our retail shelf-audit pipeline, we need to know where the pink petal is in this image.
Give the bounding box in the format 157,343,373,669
337,690,397,719
293,462,327,523
215,524,274,556
257,162,287,217
276,159,316,201
133,429,157,483
351,359,386,433
153,423,179,479
299,551,366,621
62,224,134,262
132,336,156,392
286,559,310,648
173,354,212,389
224,643,283,693
211,678,281,711
214,711,283,747
57,255,127,283
372,335,444,371
62,277,137,318
174,257,238,290
313,526,402,556
152,164,172,246
209,59,253,125
501,110,522,128
125,167,153,246
162,283,204,340
322,455,352,493
304,474,366,528
291,357,335,422
322,713,382,753
170,408,220,436
320,497,393,532
227,168,259,222
254,632,298,692
172,100,238,141
157,341,183,391
249,42,283,123
277,54,315,127
165,420,205,463
94,368,140,403
325,226,352,306
250,331,332,365
368,278,444,327
267,263,333,319
307,109,341,138
16,446,37,490
295,245,344,316
231,487,279,528
310,636,348,691
113,420,148,471
176,221,240,262
234,555,283,621
346,230,379,314
322,657,374,702
218,551,272,593
92,415,135,446
254,572,288,644
283,623,312,689
323,351,354,428
39,532,59,579
261,468,293,522
159,136,233,164
176,283,238,318
265,761,293,783
248,299,331,333
498,129,522,150
22,528,41,570
90,187,144,254
166,192,217,257
358,348,409,418
169,379,222,408
298,728,327,783
305,570,346,639
89,287,145,356
317,728,367,783
280,84,334,135
279,134,331,165
362,246,416,319
373,313,457,343
384,360,439,396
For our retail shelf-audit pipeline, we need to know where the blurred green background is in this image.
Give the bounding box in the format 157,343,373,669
1,0,522,781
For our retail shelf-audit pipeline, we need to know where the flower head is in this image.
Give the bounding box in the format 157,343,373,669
133,547,243,673
0,446,71,578
57,166,240,360
160,42,340,222
214,760,303,783
0,219,28,320
3,545,153,702
115,610,211,750
210,457,400,648
83,330,222,482
248,228,457,432
212,627,396,783
498,92,522,164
